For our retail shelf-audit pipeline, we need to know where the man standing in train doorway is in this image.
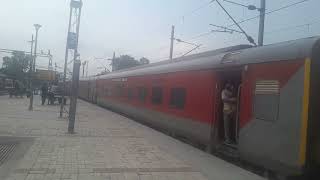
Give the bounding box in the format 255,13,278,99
221,82,237,145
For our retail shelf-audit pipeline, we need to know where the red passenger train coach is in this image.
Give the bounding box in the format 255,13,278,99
78,37,320,177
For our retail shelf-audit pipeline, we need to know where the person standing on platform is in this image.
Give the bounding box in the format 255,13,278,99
40,83,48,105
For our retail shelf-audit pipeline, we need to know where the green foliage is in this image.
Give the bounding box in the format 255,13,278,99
113,55,150,71
139,57,150,65
1,51,32,83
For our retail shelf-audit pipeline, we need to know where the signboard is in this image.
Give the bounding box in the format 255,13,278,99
67,32,78,49
71,0,83,8
35,69,56,81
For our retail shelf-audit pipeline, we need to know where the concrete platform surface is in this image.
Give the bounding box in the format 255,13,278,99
0,95,265,180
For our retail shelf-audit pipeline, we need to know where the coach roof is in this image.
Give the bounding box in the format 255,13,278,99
95,36,320,80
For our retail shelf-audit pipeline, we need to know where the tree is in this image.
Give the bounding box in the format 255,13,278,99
113,55,140,71
139,57,150,65
112,55,150,71
1,51,31,84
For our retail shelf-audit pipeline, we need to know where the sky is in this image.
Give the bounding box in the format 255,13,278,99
0,0,319,76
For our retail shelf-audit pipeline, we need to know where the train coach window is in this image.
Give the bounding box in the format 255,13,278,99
152,87,163,104
115,85,124,97
138,87,147,102
253,80,280,121
170,88,186,109
105,88,109,96
128,88,134,99
104,86,112,96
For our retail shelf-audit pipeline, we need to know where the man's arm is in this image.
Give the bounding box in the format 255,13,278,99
222,90,237,103
224,97,237,103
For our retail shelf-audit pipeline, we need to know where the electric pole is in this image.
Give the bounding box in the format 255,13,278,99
55,63,57,81
111,52,115,72
59,0,83,133
169,25,175,60
33,24,41,74
258,0,266,46
29,24,41,111
60,0,82,119
69,58,81,133
48,50,53,70
86,61,88,77
60,2,73,118
82,61,86,77
221,0,265,46
28,35,34,111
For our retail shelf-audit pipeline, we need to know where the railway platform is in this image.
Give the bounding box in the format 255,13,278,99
0,95,265,180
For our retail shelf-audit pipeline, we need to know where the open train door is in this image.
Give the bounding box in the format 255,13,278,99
208,75,223,152
208,67,243,153
214,67,243,151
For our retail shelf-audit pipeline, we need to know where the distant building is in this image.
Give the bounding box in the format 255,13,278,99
0,73,14,92
35,69,56,81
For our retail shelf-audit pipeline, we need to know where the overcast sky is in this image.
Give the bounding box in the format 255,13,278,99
0,0,319,76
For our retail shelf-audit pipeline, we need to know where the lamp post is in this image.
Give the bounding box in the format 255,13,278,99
28,24,41,111
33,24,41,71
28,35,34,111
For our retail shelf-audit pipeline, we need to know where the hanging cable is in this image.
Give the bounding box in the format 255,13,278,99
215,0,257,45
187,0,310,41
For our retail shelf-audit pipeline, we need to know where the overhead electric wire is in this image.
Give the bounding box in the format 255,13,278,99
181,44,202,57
180,0,215,21
266,23,309,34
220,19,320,45
121,1,214,63
223,0,249,8
265,19,320,34
215,0,256,45
227,0,309,28
187,0,310,40
94,57,109,70
210,24,243,34
151,0,310,62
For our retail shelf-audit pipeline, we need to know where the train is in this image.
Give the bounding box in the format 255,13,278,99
77,36,320,178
